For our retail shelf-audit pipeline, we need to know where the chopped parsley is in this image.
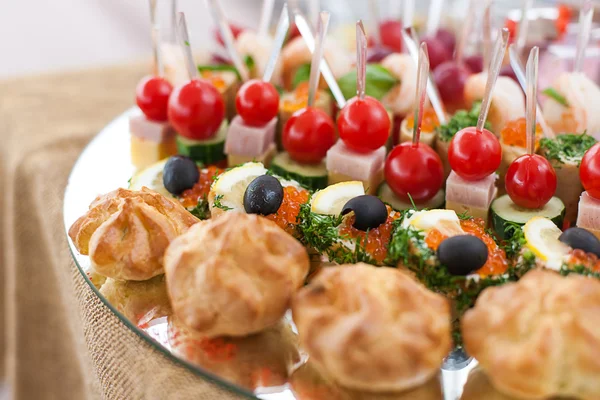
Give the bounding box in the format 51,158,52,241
539,133,596,166
436,102,492,142
559,263,600,279
188,198,210,220
542,87,569,107
501,222,526,260
213,194,233,211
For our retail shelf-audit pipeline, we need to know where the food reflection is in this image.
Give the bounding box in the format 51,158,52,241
99,275,171,327
168,317,301,391
290,361,443,400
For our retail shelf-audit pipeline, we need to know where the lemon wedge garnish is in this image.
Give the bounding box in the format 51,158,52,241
208,162,268,212
407,209,464,236
523,217,570,265
128,159,172,198
310,181,365,215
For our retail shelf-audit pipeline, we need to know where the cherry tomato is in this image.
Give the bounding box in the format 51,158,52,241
283,107,336,164
288,22,301,41
168,79,225,140
435,28,456,54
235,79,279,127
135,76,173,122
433,61,470,111
367,46,394,63
379,20,402,52
464,55,484,74
580,142,600,199
213,23,244,46
385,142,444,203
448,127,502,181
504,18,518,42
556,5,572,37
505,154,557,209
421,36,452,70
337,96,390,153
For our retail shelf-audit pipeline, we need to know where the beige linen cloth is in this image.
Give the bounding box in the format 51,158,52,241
1,65,245,399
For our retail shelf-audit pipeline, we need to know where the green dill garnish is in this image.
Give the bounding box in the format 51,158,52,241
213,194,233,211
542,87,569,107
407,193,417,210
436,102,492,142
559,263,600,279
189,198,210,219
456,210,471,220
127,176,132,186
539,133,596,166
501,222,526,259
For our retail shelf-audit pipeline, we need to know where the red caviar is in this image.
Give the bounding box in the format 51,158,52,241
500,117,542,149
568,249,600,272
405,109,440,132
265,186,310,234
200,71,227,91
281,82,320,113
425,218,508,276
180,166,223,208
338,207,401,263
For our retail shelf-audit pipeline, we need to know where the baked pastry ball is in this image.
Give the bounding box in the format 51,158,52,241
69,187,198,281
462,269,600,400
164,212,309,337
292,263,452,392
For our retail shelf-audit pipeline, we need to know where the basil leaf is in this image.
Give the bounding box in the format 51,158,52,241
337,64,399,101
542,87,569,107
292,63,311,88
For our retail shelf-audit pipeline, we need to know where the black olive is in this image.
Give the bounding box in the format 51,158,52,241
341,195,388,231
243,175,284,216
162,156,200,195
437,235,488,276
559,227,600,257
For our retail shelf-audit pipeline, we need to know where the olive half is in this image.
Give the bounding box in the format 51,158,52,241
559,227,600,257
437,235,488,276
163,156,200,195
243,175,284,216
341,195,388,231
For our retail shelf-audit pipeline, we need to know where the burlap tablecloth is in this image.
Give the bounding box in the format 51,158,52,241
1,64,245,399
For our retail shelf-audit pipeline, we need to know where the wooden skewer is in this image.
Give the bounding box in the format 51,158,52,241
525,46,539,155
176,12,199,80
307,12,330,107
413,42,430,146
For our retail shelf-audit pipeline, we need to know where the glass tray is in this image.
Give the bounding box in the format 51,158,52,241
64,109,502,400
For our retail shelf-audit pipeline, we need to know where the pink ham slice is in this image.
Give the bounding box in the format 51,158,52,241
225,115,277,157
129,114,175,143
446,172,498,210
576,191,600,238
326,140,386,181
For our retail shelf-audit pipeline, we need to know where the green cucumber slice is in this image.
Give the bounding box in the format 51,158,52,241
271,152,328,191
491,194,565,240
377,183,445,211
176,120,228,165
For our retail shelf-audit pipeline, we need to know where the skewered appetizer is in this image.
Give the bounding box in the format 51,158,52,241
197,69,241,121
398,108,439,147
577,142,600,238
235,30,284,86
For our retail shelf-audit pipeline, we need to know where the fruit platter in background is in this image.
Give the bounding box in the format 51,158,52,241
65,0,600,399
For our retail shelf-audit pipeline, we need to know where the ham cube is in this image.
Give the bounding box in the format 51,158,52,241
225,116,277,158
326,140,386,194
445,172,498,223
129,114,175,143
129,114,177,169
576,191,600,239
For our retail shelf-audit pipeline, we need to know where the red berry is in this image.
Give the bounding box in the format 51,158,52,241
168,79,225,140
235,79,279,127
337,96,390,153
581,142,600,199
135,76,173,122
379,20,403,52
448,127,502,181
283,107,336,164
505,154,557,209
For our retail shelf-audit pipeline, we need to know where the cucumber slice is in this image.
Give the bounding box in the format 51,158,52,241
491,194,565,240
377,183,445,211
176,120,228,165
271,152,328,191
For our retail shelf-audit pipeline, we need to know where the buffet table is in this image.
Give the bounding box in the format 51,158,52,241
1,64,243,400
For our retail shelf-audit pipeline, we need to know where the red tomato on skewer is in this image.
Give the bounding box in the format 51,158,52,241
379,20,403,52
337,96,390,153
235,79,279,127
580,142,600,199
136,76,173,122
283,107,336,164
505,154,557,209
448,127,502,181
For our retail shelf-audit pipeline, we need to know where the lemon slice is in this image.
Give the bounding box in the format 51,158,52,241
406,209,464,236
523,217,570,266
310,181,365,215
208,162,268,212
128,159,172,198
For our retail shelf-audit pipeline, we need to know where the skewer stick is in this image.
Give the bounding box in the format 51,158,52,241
295,10,346,108
176,12,199,80
308,0,320,29
426,0,444,36
263,5,289,83
390,0,402,19
206,0,250,82
574,0,594,73
477,28,510,133
515,0,533,56
356,20,368,100
525,46,539,155
368,0,381,46
403,0,415,28
401,27,448,124
148,0,164,77
508,44,554,138
413,42,430,146
307,12,330,107
258,0,275,38
482,0,493,73
455,0,477,63
171,0,178,41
